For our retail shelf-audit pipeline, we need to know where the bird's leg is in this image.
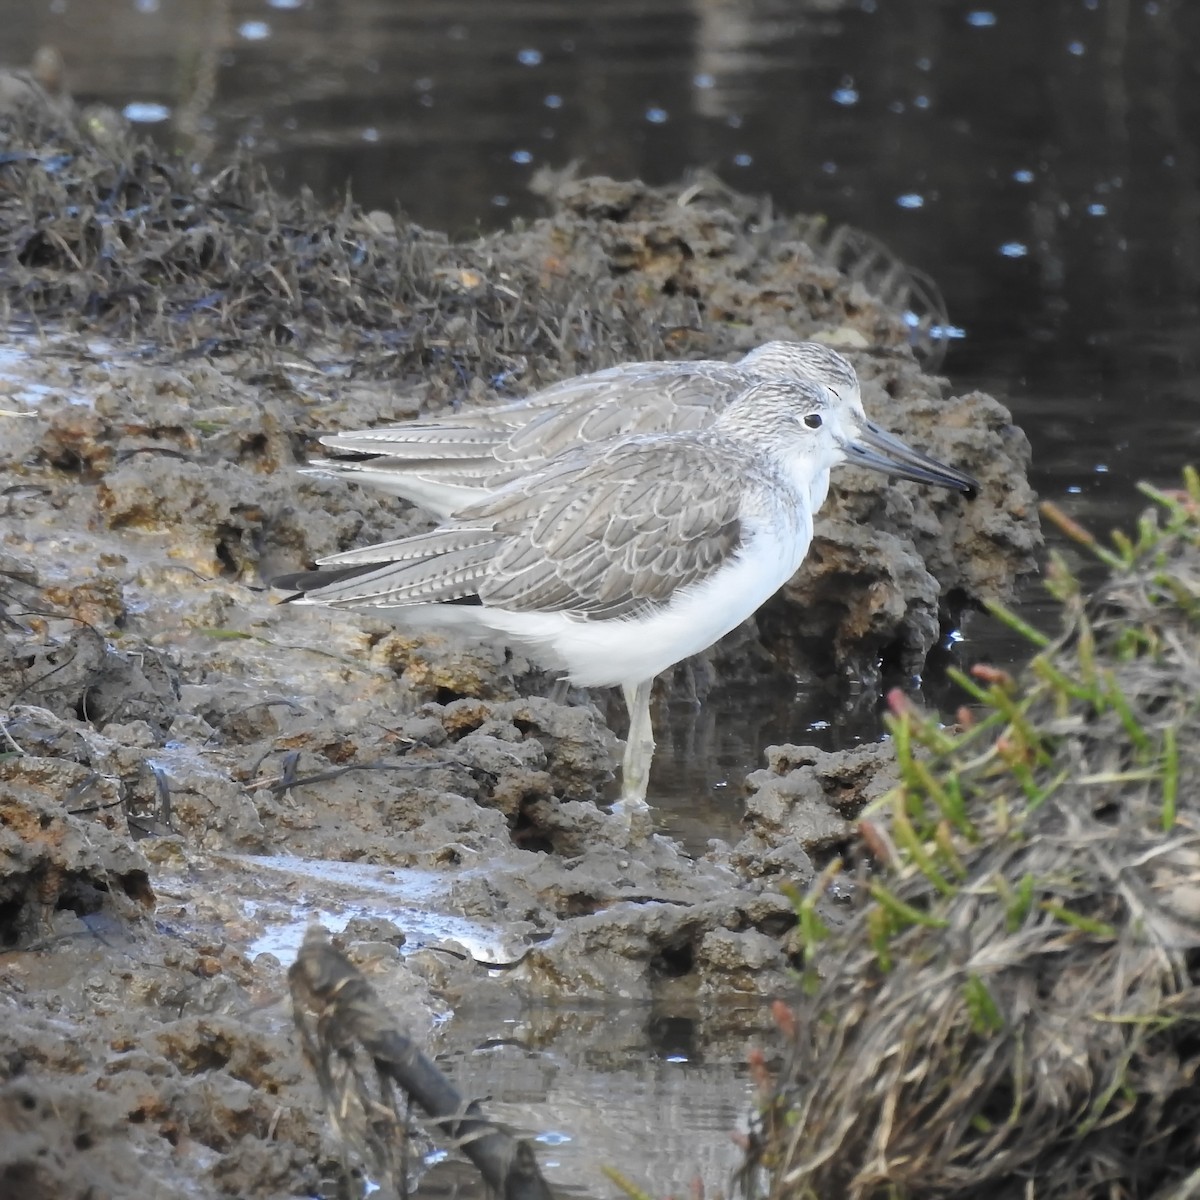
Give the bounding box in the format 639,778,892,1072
619,678,656,804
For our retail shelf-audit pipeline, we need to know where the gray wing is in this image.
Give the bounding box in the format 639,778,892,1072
496,362,751,463
316,363,688,459
305,437,745,620
315,360,748,469
318,423,511,462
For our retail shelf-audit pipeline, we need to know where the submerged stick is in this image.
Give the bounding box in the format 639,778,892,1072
289,927,555,1200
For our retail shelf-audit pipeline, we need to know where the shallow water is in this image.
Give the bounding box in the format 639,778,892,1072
4,0,1198,1189
221,853,518,963
427,1014,754,1196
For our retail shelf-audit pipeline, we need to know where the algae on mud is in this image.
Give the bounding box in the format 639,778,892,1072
751,478,1200,1199
0,90,1041,1198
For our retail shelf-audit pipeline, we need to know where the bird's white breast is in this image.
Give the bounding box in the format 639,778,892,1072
474,497,814,688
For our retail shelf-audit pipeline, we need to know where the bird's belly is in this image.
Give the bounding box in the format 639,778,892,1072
482,523,809,688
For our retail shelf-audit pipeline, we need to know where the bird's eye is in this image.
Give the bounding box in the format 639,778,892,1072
803,413,823,429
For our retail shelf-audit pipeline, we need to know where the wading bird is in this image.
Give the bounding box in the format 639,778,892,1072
278,377,975,805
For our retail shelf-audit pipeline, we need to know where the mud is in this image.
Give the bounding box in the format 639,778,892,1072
0,90,1039,1197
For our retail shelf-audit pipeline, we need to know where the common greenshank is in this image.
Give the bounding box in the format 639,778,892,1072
307,341,978,517
277,377,974,805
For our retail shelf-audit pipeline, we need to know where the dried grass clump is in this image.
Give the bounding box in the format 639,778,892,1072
0,104,943,388
0,107,679,378
753,474,1200,1199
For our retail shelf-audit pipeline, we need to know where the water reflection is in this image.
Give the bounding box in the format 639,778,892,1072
430,1006,755,1196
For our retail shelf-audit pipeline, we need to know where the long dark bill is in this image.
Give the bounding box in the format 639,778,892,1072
845,420,980,495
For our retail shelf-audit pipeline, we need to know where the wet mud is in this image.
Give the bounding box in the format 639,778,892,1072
0,88,1039,1197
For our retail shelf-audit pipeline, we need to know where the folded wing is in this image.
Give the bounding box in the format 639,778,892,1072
286,437,745,621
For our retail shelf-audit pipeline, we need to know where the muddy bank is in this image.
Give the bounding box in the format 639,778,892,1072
0,91,1038,1198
